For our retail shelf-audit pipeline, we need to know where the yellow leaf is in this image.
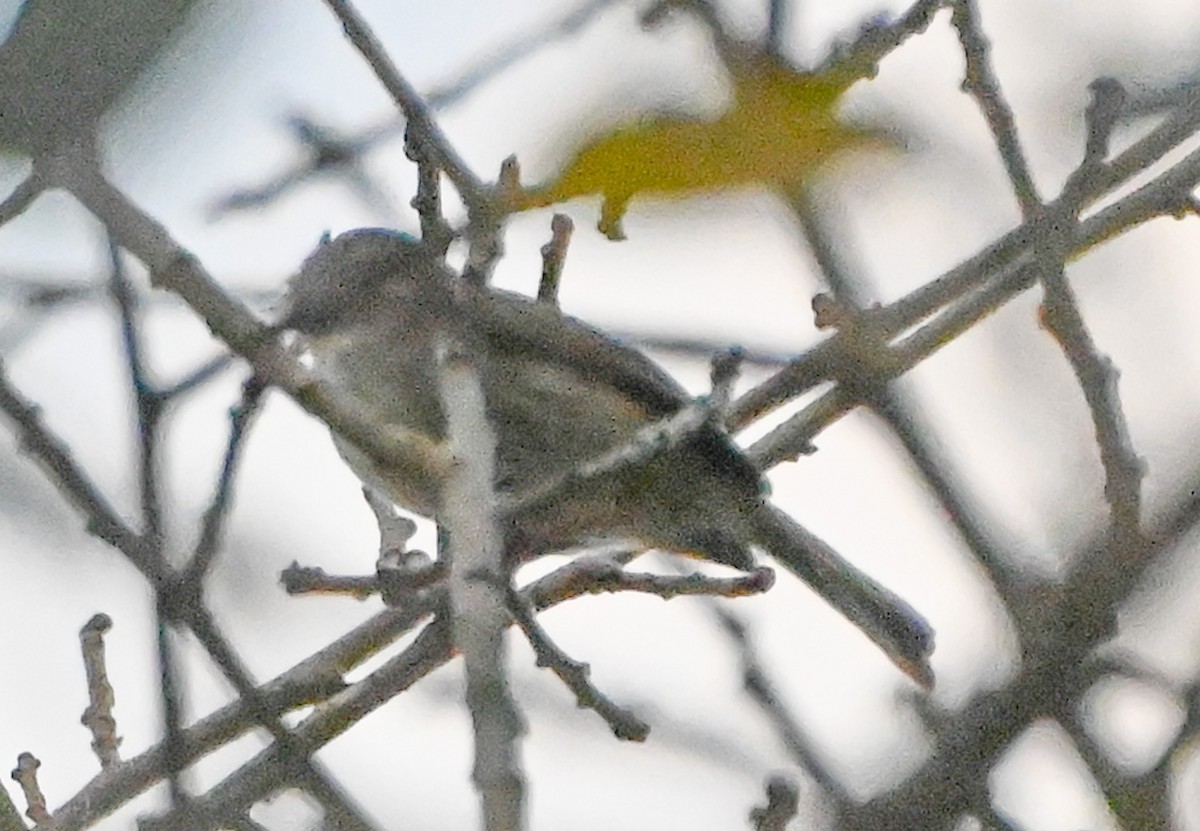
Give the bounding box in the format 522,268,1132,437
519,54,882,239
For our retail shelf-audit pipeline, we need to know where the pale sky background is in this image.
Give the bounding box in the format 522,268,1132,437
3,1,1200,829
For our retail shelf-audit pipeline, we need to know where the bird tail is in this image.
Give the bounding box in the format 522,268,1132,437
751,505,935,689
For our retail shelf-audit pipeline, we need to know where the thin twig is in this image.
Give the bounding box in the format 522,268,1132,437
185,374,267,579
611,333,793,369
0,365,159,575
506,584,650,741
766,0,789,57
461,156,512,286
59,555,768,828
708,346,743,412
153,604,380,831
425,0,619,111
406,121,454,257
320,0,488,212
1054,707,1171,831
818,0,950,76
9,755,51,830
950,0,1041,216
39,153,451,508
108,239,165,546
537,214,573,305
788,189,1024,600
212,0,620,219
78,615,121,769
710,603,849,804
728,85,1200,431
1030,81,1144,540
837,465,1200,831
1083,78,1127,164
157,353,236,401
153,604,188,813
978,803,1023,831
53,605,420,830
107,238,192,810
544,561,775,600
1036,219,1143,539
743,138,1200,466
209,114,395,218
500,395,727,520
279,563,384,599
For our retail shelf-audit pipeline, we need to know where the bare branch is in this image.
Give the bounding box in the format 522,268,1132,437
729,87,1200,432
38,152,451,509
185,374,267,580
437,335,526,831
212,0,621,219
0,364,157,575
1036,218,1142,540
78,615,121,769
506,583,650,742
950,0,1041,216
713,604,850,804
62,555,769,828
537,213,574,305
406,121,455,256
319,0,488,212
9,755,51,831
743,139,1200,466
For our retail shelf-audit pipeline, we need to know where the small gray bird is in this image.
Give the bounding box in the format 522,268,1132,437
277,228,935,687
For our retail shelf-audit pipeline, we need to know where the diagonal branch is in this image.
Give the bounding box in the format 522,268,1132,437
728,89,1200,432
950,0,1041,216
743,139,1200,467
320,0,488,213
